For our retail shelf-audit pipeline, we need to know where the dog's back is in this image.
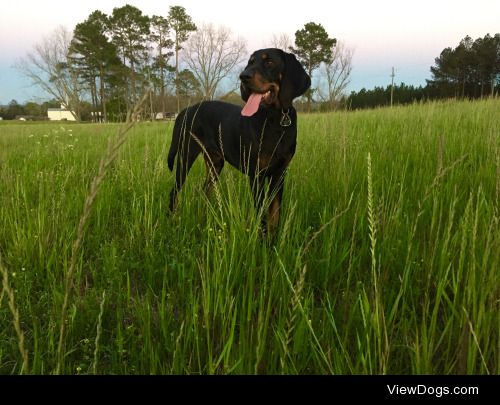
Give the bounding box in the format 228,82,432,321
167,101,242,172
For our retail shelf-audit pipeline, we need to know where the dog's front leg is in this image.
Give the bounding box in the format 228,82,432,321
267,174,285,235
249,173,267,232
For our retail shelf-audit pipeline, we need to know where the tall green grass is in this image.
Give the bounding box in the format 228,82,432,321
0,99,498,374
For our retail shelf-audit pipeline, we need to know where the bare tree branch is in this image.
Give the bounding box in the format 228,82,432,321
269,33,293,51
317,41,353,109
183,23,247,100
14,26,84,120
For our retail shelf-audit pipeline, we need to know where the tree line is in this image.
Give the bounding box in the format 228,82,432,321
9,4,345,121
3,9,498,119
0,99,60,121
15,5,199,122
348,34,500,110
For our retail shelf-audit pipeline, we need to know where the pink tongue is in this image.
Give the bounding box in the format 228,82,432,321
241,93,263,117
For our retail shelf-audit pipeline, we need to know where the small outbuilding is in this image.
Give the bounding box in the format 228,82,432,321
47,105,76,121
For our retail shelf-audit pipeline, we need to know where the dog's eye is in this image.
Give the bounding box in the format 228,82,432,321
266,59,274,66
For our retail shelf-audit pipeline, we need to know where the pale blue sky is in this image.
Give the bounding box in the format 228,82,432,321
1,0,499,104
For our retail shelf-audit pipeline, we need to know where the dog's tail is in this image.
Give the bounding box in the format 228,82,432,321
167,113,184,171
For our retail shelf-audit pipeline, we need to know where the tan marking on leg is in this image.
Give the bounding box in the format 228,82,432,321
268,197,281,234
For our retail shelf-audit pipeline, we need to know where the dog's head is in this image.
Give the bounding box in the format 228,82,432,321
239,48,311,116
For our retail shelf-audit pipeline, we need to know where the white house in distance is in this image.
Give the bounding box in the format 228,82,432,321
47,104,76,121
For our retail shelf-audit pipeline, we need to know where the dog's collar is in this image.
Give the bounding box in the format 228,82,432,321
280,109,292,127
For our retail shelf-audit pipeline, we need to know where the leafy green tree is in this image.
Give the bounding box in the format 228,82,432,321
290,22,336,112
473,34,500,97
428,33,500,98
167,5,197,113
150,15,174,117
69,10,122,121
348,84,427,110
24,102,42,117
454,36,475,97
176,69,201,103
428,47,460,97
109,4,151,106
4,100,24,119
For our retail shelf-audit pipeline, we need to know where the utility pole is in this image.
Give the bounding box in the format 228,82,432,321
390,67,395,107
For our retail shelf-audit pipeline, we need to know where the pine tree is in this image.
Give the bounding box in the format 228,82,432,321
69,10,122,122
290,22,336,112
167,6,197,113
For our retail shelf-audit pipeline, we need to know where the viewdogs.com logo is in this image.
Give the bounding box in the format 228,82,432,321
387,385,479,398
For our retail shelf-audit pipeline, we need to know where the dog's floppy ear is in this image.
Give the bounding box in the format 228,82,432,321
278,51,311,109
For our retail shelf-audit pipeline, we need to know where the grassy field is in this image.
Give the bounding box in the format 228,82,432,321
0,99,498,375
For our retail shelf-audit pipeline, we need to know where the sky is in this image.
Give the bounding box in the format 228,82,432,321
0,0,499,104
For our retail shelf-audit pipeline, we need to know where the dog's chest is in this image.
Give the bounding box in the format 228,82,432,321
256,131,295,170
237,114,297,173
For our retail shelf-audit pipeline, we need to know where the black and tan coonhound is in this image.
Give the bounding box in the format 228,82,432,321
167,48,311,234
